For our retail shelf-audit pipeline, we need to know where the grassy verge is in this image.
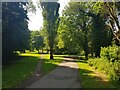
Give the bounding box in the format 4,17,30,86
41,54,63,75
77,60,116,88
2,53,40,88
2,53,63,88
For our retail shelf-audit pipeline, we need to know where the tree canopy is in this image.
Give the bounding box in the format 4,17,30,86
2,2,30,62
2,1,120,61
57,2,113,58
40,1,60,59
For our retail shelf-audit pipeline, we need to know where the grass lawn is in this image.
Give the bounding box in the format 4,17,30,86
77,60,115,88
2,53,40,88
77,60,116,88
2,53,63,88
41,54,63,75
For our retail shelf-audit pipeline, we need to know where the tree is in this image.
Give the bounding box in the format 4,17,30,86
103,2,120,45
57,2,92,59
40,1,60,59
57,2,113,58
40,28,49,53
77,2,113,57
34,35,43,53
2,2,30,62
30,31,44,53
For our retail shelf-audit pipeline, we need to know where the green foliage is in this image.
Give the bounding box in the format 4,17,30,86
40,1,60,59
77,60,115,88
100,46,119,62
57,2,113,58
88,46,120,87
33,35,43,53
57,2,90,57
30,31,44,53
103,2,120,45
2,2,30,62
40,29,49,51
76,2,113,57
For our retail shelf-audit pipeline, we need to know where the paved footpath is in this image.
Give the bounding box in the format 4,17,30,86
26,58,81,88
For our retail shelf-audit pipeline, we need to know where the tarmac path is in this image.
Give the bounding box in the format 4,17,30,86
26,58,81,88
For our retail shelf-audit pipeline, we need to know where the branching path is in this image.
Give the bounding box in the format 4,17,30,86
25,58,81,88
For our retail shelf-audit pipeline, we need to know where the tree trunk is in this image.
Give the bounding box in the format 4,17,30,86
50,47,53,59
83,35,89,60
47,49,49,54
37,49,39,54
84,51,88,60
49,33,54,59
23,50,26,53
83,23,89,60
90,48,94,58
95,47,100,58
42,47,43,53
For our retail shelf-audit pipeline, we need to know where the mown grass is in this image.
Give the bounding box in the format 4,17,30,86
2,53,40,88
77,60,116,88
41,54,63,75
2,53,63,88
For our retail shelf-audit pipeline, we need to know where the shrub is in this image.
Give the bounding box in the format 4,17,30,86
88,45,120,85
100,46,119,62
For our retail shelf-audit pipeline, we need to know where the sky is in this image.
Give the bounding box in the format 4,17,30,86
27,0,69,31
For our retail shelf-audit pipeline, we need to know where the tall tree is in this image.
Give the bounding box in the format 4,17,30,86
57,2,113,58
2,2,30,62
78,2,113,57
34,35,43,54
61,2,90,59
103,2,120,45
40,1,60,59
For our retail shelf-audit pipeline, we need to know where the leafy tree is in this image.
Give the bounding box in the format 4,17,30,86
103,2,120,45
30,31,44,53
77,2,113,57
40,1,60,59
40,28,49,53
33,35,43,53
2,2,30,62
58,2,90,59
57,2,113,58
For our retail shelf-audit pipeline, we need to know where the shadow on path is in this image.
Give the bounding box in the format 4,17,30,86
25,58,81,88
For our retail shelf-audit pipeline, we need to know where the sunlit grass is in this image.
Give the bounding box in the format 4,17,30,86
2,54,39,88
77,60,116,88
41,54,63,75
2,53,63,88
20,53,40,58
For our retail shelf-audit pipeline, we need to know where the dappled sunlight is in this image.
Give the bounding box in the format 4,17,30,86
20,53,41,58
77,60,116,88
2,1,120,89
2,53,64,88
2,54,40,88
58,61,79,69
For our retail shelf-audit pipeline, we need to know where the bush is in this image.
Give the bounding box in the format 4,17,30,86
100,46,119,62
88,46,120,85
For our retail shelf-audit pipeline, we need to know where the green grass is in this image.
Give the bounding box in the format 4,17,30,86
77,60,116,88
2,54,40,88
2,53,63,88
41,54,63,75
